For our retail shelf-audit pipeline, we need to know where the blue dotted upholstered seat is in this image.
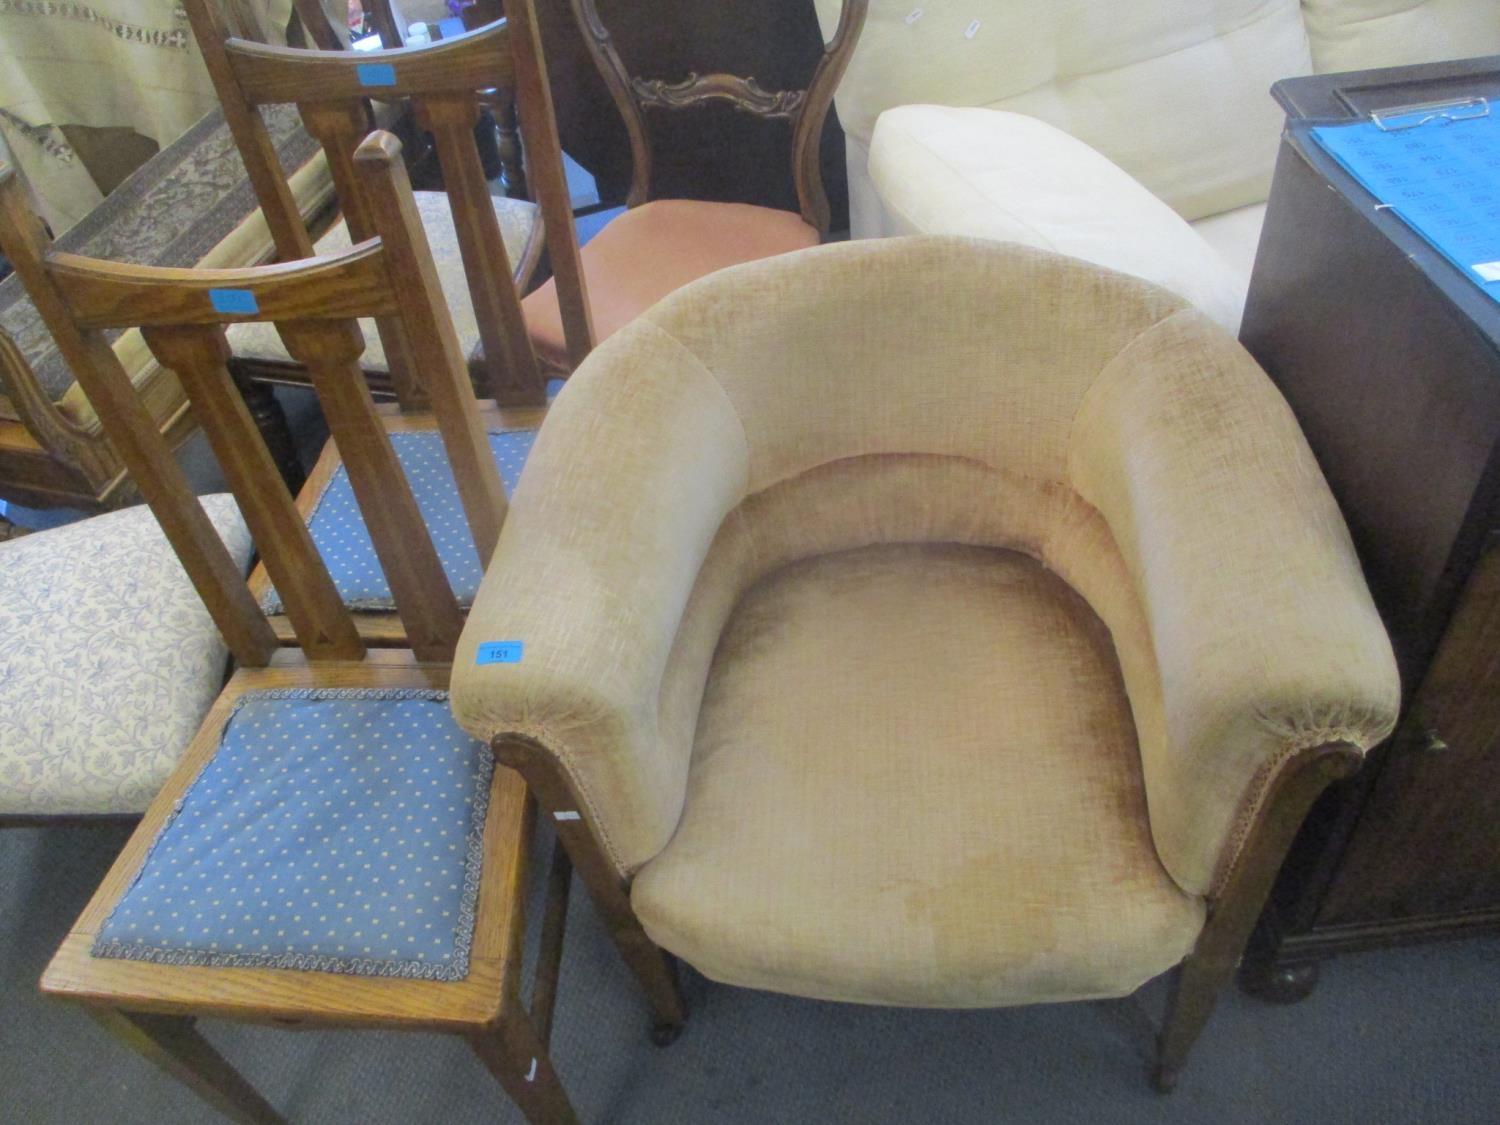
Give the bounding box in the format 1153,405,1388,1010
94,690,493,981
264,429,537,613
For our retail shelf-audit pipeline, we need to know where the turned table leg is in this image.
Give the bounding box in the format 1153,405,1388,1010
228,367,304,493
494,96,528,201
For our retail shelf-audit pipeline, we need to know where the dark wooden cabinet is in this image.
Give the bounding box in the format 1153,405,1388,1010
1237,56,1500,999
1320,544,1500,927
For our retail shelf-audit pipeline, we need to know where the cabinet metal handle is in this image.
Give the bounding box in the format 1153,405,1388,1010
1421,728,1450,753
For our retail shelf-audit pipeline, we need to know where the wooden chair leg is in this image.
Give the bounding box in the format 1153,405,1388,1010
1153,741,1363,1092
467,994,579,1125
1154,950,1229,1093
530,841,573,1045
88,1007,283,1124
616,928,687,1045
495,736,688,1041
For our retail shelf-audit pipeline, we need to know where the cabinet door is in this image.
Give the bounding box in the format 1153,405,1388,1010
1318,538,1500,925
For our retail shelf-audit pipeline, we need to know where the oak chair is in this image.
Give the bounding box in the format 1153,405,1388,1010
0,137,577,1124
186,0,592,408
515,0,868,371
449,237,1402,1091
177,1,591,648
287,0,531,199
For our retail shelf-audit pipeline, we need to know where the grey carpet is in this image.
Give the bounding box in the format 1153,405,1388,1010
3,818,1498,1124
5,347,1497,1123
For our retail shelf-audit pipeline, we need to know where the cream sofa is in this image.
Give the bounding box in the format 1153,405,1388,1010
813,1,1500,327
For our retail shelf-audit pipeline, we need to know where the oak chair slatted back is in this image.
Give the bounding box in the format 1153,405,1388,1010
570,0,868,233
0,136,504,667
187,0,593,403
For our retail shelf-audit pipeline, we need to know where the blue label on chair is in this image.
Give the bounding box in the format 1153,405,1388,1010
208,288,258,315
476,641,524,665
357,62,397,87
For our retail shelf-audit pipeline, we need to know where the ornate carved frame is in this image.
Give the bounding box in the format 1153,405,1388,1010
568,0,868,233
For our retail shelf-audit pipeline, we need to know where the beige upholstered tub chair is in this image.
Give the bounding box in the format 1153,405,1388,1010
450,237,1400,1089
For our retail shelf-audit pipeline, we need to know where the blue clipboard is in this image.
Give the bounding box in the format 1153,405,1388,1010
1310,98,1500,305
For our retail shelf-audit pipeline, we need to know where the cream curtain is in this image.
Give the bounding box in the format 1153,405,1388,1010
0,0,331,234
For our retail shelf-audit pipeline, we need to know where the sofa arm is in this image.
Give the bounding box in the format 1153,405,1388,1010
451,321,749,875
1068,309,1400,897
868,105,1247,332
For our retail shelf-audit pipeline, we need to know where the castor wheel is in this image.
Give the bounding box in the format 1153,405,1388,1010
1150,1063,1180,1095
1237,960,1321,1004
649,1021,684,1047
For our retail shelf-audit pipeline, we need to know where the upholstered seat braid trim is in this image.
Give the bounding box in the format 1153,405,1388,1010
0,495,252,816
451,238,1398,903
262,428,537,613
93,688,493,982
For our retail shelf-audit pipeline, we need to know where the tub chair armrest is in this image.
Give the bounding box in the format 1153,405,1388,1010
451,322,749,875
1068,309,1400,899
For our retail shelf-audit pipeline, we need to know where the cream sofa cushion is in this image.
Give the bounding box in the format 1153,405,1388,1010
869,106,1247,330
1303,0,1500,73
227,190,537,372
1190,203,1269,283
632,542,1204,1007
0,496,252,815
816,0,1311,224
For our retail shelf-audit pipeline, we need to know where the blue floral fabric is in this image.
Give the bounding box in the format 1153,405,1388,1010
264,429,536,613
93,689,493,981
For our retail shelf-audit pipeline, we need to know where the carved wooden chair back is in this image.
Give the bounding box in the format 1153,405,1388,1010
571,0,868,233
186,0,593,402
0,136,505,668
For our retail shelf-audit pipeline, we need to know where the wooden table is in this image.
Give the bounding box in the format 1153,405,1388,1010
1236,55,1500,1000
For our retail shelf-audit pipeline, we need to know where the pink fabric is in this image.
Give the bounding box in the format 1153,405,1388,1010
522,199,819,368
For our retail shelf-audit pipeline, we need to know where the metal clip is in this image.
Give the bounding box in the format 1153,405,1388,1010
1370,96,1489,132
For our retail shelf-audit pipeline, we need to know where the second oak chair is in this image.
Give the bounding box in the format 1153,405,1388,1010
186,1,591,648
186,0,590,409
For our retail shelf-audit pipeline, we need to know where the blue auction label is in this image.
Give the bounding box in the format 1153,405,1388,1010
475,640,524,665
357,62,397,87
208,288,258,315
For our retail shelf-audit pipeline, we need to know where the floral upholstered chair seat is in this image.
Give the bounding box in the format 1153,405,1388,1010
0,496,251,816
